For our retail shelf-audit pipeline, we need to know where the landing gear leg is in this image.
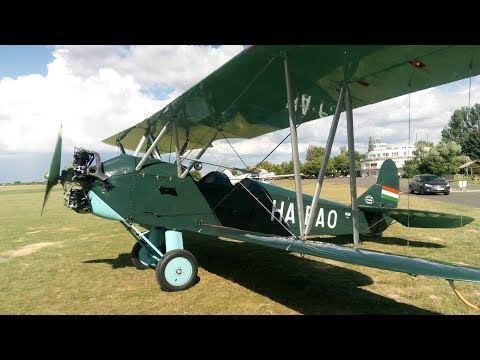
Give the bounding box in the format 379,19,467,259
122,223,198,291
131,242,153,270
155,230,199,291
122,223,164,269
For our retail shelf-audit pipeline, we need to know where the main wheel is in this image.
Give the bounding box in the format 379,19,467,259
419,187,425,195
156,249,198,291
131,242,155,270
444,190,450,195
409,186,414,194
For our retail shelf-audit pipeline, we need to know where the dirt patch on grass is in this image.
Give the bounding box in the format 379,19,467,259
56,227,78,232
26,230,42,235
1,242,61,258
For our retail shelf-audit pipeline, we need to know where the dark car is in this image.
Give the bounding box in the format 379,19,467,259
409,174,450,195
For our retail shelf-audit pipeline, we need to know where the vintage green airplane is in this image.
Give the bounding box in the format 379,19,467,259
42,45,480,307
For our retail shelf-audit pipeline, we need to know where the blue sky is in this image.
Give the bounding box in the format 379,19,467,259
0,46,54,78
0,45,479,184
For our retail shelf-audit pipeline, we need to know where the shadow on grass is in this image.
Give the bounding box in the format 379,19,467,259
83,234,438,314
183,234,437,315
324,235,446,248
83,253,134,269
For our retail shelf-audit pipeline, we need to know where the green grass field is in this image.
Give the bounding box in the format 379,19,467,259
1,182,479,314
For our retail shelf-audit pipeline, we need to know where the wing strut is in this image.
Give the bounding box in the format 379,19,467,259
284,55,305,240
305,85,346,235
147,133,162,160
133,135,146,156
345,86,360,245
135,122,170,171
180,131,217,178
172,122,182,178
303,84,360,245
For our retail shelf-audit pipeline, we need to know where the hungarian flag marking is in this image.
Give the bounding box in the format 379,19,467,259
381,185,400,202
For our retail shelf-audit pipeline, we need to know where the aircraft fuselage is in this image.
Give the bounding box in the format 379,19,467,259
61,154,373,238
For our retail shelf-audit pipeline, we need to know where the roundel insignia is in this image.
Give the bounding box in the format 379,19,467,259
365,195,374,205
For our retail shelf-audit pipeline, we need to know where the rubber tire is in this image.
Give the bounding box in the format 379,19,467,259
409,186,414,194
156,249,198,292
419,187,425,195
444,190,450,195
131,242,150,270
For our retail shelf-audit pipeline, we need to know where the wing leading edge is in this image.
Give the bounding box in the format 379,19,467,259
198,225,480,282
103,45,480,152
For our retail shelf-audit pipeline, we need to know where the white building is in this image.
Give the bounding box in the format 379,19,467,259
361,142,415,177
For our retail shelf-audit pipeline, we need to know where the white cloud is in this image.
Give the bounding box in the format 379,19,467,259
0,45,479,182
0,45,245,158
57,45,245,91
291,77,480,158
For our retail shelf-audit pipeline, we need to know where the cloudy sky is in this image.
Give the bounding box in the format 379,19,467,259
0,45,479,183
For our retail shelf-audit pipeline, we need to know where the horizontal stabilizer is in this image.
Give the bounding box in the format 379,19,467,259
359,206,475,228
198,225,480,282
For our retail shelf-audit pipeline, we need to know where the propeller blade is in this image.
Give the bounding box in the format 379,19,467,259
41,125,63,215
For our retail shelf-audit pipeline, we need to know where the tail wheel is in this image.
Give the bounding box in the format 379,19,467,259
156,249,198,291
131,242,154,270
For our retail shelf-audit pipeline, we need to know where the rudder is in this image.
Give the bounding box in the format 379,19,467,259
358,159,400,209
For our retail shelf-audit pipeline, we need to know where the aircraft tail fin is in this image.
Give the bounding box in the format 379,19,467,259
358,159,400,209
357,159,474,231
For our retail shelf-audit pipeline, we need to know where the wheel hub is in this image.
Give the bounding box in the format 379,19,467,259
164,257,193,286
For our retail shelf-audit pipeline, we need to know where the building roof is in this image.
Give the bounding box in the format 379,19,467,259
458,160,480,170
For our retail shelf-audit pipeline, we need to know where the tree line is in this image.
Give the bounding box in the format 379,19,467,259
253,145,363,178
402,103,480,177
249,103,480,179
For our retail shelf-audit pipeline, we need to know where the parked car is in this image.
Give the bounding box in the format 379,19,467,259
409,174,450,195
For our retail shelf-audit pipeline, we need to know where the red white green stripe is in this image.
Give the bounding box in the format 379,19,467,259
381,185,400,202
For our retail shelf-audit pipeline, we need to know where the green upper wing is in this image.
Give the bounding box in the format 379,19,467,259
103,45,480,152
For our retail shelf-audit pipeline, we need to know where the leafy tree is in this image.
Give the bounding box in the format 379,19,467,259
301,158,321,177
402,140,433,178
332,154,349,176
402,160,420,178
403,140,462,177
305,145,325,162
278,161,294,175
441,103,480,150
419,141,462,176
301,145,326,177
325,160,336,177
462,129,480,160
255,161,278,173
412,140,433,158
